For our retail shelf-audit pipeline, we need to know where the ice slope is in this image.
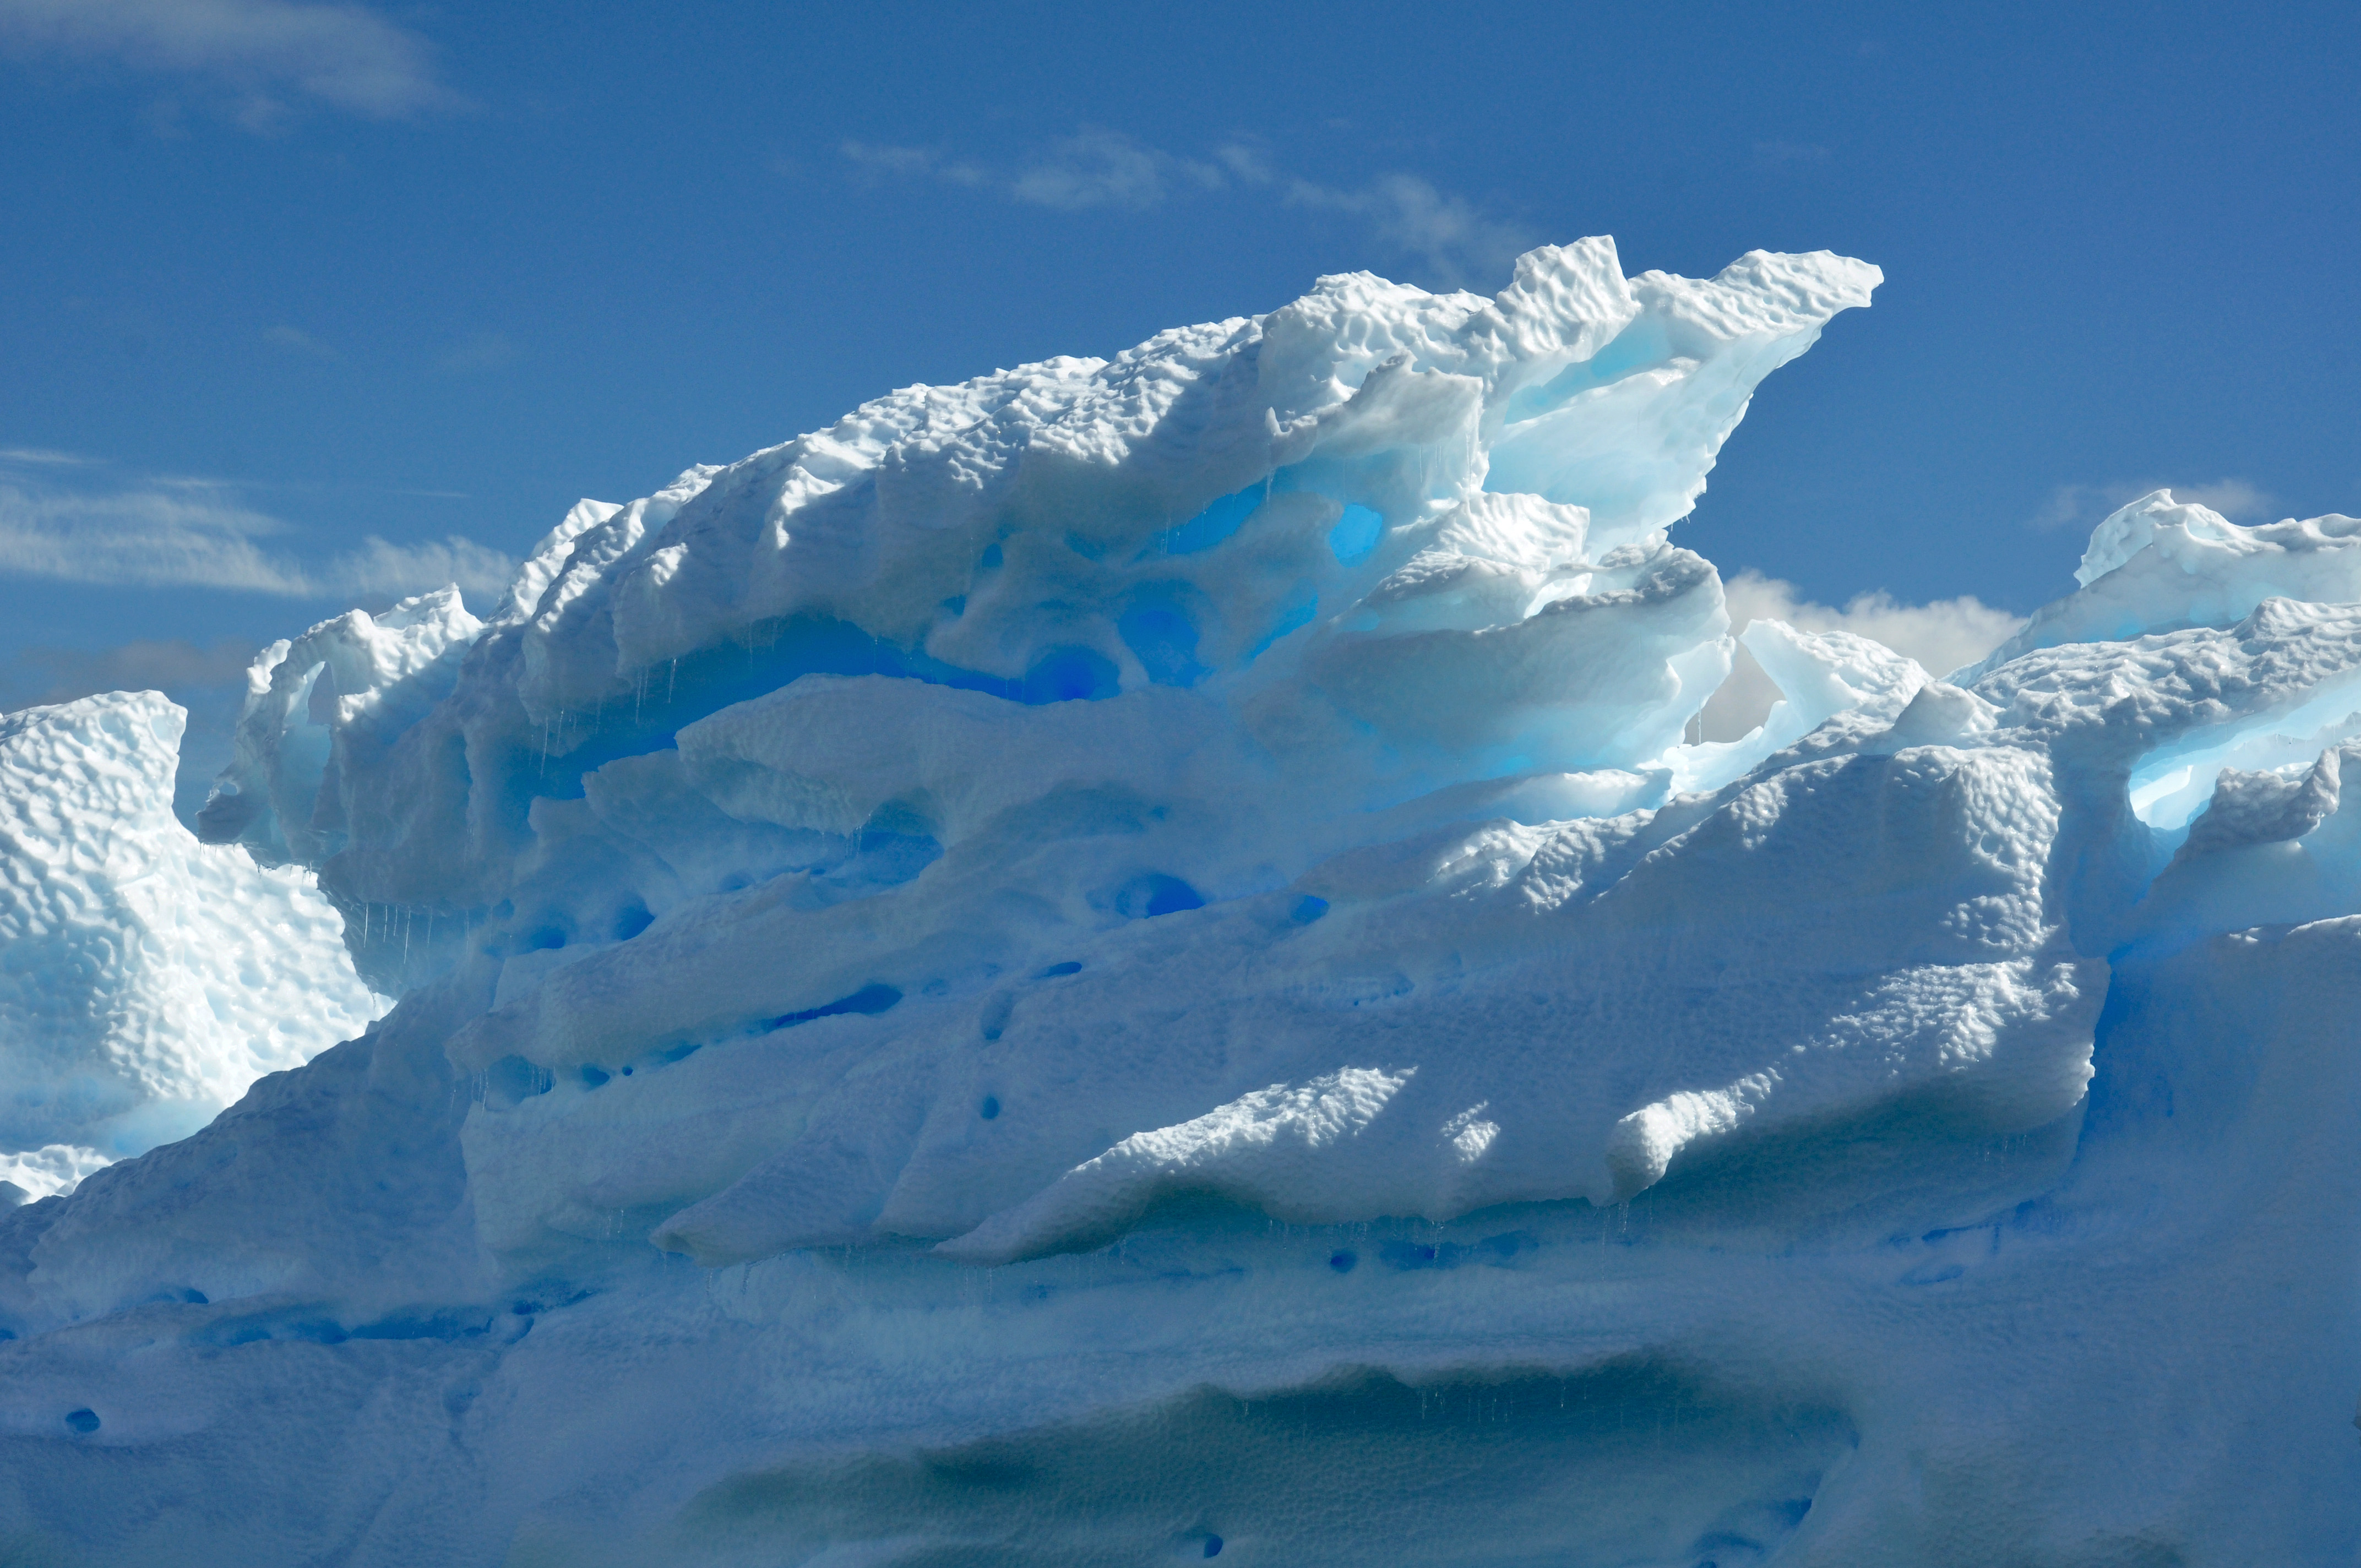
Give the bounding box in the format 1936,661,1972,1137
1966,487,2361,678
2,238,2359,1566
0,692,380,1199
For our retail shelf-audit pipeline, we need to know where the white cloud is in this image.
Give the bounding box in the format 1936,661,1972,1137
327,531,514,601
837,130,1530,287
0,0,454,122
1276,171,1536,289
2033,476,2277,533
1696,569,2027,742
1010,129,1223,211
0,464,514,606
841,139,992,189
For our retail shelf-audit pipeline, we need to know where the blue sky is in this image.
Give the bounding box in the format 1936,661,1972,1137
3,0,2357,796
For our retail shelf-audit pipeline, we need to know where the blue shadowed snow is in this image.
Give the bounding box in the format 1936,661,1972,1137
1497,317,1673,425
659,1365,1854,1562
520,613,1132,810
1020,646,1120,704
1118,589,1210,687
483,1055,553,1106
63,1409,98,1435
1245,584,1318,663
979,1096,1000,1121
1327,504,1384,565
1378,1233,1537,1272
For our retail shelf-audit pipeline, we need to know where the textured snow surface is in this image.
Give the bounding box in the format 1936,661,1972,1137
0,692,380,1194
4,241,2360,1565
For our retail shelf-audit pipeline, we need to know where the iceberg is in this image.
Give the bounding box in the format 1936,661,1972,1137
3,237,2358,1565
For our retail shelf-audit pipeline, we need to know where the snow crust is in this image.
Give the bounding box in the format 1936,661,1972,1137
4,239,2360,1565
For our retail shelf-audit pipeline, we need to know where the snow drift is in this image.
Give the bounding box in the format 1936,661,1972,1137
2,237,2357,1566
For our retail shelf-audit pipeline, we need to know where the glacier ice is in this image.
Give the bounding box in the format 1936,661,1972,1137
3,237,2360,1565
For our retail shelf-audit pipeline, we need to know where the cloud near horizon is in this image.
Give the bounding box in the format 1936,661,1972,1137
0,461,515,608
2032,476,2278,535
1,636,257,710
1696,569,2027,742
0,0,456,124
842,129,1534,288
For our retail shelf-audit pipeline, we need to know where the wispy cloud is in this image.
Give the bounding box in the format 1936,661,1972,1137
839,129,1534,288
2,635,257,709
1012,129,1225,211
1697,569,2026,741
326,531,514,599
2033,476,2277,533
263,323,339,360
438,330,520,374
1753,139,1831,168
0,0,457,124
841,139,992,188
0,456,514,605
1270,168,1535,288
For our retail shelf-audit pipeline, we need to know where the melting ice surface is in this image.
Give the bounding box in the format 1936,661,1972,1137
4,237,2360,1564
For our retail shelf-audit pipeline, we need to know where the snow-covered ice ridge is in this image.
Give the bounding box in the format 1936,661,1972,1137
4,238,2359,1564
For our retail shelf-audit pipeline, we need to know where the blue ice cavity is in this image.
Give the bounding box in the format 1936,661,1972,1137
1127,874,1206,918
760,982,904,1034
1327,504,1385,565
1155,483,1270,556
